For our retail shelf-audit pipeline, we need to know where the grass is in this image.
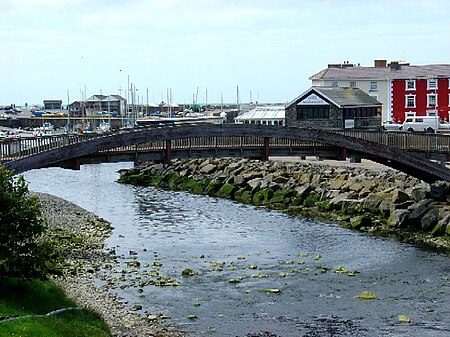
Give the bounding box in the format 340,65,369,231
0,278,110,337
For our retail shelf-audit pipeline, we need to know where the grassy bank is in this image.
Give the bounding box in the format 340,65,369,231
0,278,110,337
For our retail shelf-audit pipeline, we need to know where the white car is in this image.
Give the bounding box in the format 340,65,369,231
382,120,403,131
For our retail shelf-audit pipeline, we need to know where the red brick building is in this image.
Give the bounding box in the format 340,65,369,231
391,76,450,123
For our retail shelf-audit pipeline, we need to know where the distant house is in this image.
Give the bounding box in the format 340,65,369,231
43,100,63,110
68,95,127,116
234,105,285,126
285,86,382,129
84,95,127,116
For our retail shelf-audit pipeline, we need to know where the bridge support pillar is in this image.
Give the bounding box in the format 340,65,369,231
263,137,270,161
72,157,81,170
338,148,347,161
164,140,172,164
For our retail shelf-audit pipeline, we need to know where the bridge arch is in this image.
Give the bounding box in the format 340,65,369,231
4,124,450,183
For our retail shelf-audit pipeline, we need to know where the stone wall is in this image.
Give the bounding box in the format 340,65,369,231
118,158,450,253
285,104,343,129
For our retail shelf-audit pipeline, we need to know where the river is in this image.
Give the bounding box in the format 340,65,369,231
23,162,450,337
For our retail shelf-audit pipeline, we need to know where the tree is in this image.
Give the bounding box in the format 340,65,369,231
0,166,47,278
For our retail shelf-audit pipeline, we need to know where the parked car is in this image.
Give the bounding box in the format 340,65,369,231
382,120,403,131
32,110,48,117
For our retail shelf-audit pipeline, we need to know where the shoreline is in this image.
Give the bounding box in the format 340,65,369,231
34,192,184,337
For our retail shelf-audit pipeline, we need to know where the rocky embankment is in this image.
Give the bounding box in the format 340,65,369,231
34,192,183,337
118,158,450,253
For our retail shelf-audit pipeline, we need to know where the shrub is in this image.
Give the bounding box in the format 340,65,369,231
0,167,47,279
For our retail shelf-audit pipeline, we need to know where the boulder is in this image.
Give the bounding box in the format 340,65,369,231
328,192,350,210
199,163,217,174
379,200,395,217
247,178,263,190
420,208,440,231
408,199,432,227
389,209,410,228
430,181,449,201
232,174,246,186
350,215,372,230
409,185,429,202
391,189,410,204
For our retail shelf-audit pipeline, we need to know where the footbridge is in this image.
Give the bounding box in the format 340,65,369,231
2,124,450,183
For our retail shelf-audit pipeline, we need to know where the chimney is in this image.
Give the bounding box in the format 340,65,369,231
389,61,400,70
374,59,387,68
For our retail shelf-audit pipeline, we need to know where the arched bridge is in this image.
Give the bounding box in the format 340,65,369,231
2,124,450,183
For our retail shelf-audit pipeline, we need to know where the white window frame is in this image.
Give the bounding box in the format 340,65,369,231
427,94,437,107
332,81,338,87
427,78,437,90
448,93,450,107
370,81,378,91
406,80,416,90
405,95,416,108
448,78,450,89
350,81,357,88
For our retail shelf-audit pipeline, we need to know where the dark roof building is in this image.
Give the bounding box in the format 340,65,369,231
285,86,382,130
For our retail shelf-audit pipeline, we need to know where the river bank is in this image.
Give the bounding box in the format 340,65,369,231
117,157,450,253
34,192,183,337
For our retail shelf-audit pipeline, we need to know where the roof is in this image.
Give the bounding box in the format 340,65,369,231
235,105,285,120
85,95,125,102
287,87,381,109
310,64,450,81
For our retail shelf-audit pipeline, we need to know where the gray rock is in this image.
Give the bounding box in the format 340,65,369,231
430,181,449,201
408,199,432,227
409,186,429,202
199,163,217,174
247,178,262,190
389,209,410,228
421,208,440,231
379,200,395,217
391,189,410,204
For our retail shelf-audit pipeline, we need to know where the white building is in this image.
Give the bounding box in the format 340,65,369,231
234,105,285,126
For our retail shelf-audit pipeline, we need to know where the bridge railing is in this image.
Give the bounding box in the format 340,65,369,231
2,129,450,162
338,130,450,152
0,134,100,161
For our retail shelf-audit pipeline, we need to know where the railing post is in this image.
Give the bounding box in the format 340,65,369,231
263,137,270,161
164,140,172,164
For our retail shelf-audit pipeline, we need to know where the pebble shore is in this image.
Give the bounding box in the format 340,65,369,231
34,192,183,337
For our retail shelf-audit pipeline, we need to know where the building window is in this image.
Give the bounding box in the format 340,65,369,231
370,81,378,91
406,80,416,90
350,81,357,88
331,81,338,87
406,95,416,108
296,106,330,120
428,78,437,90
427,94,437,107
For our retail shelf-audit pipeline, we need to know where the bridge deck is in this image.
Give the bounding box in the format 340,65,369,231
1,125,450,182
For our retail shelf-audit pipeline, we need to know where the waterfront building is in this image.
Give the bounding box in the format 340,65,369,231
234,105,285,126
285,86,382,129
69,95,127,116
43,99,63,110
310,60,450,123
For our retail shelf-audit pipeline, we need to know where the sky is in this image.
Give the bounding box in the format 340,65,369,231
1,0,449,106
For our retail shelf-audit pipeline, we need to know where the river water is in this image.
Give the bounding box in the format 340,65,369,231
23,162,450,337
